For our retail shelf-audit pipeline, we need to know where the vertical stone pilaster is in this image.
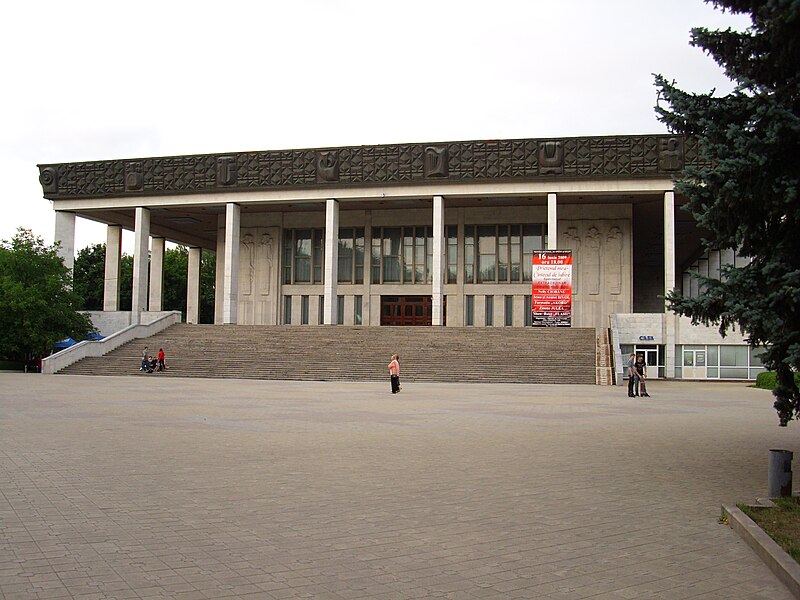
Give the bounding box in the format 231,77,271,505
223,203,240,324
54,211,76,272
187,247,202,324
547,193,558,250
103,224,122,311
149,237,165,311
131,207,150,322
323,199,339,325
432,195,445,326
664,190,676,378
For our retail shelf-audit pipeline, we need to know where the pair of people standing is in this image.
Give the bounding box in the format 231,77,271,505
388,354,401,394
626,353,650,397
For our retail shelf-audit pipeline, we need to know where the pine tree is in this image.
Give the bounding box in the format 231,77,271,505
655,0,800,425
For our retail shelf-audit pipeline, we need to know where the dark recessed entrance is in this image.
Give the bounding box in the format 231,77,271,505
380,296,446,326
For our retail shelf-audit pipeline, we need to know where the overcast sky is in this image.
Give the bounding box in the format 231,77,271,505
0,0,750,253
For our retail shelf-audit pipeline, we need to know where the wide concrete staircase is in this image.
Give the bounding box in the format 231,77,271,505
58,325,597,384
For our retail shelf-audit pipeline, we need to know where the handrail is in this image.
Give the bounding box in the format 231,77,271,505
41,311,182,374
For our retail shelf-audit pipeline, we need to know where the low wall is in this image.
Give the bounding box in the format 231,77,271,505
86,311,177,337
42,311,182,374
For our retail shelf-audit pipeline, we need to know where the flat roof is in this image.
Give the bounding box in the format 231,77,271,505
38,133,703,200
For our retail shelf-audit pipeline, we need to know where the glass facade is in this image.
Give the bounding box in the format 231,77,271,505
371,226,433,284
463,224,545,283
282,228,363,284
673,344,765,380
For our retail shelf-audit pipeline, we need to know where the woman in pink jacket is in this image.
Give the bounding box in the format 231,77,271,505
388,354,401,394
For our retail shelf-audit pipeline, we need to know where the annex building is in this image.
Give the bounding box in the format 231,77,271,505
39,134,764,381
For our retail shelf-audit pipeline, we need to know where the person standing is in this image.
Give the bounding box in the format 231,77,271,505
157,348,166,372
140,346,149,371
626,352,637,397
635,354,650,397
388,354,401,394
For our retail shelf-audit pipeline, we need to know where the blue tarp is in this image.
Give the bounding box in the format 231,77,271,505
53,337,77,349
53,333,104,349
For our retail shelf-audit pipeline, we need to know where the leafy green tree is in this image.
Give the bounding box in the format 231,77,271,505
655,0,800,425
199,250,216,324
73,243,106,310
119,254,133,311
163,246,188,316
162,246,217,323
0,229,94,359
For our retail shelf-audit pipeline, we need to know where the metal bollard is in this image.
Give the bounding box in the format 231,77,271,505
768,449,793,498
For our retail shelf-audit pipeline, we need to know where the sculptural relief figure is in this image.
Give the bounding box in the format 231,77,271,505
241,233,255,296
259,233,274,295
606,226,623,295
562,226,581,296
584,227,601,295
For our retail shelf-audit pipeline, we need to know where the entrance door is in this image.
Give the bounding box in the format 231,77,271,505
380,296,446,326
636,347,659,375
682,349,707,379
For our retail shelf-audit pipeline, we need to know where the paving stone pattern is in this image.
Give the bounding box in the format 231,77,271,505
0,374,796,599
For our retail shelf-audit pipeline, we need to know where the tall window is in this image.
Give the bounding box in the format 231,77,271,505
282,229,324,284
464,224,545,283
283,228,363,284
446,225,458,284
504,295,513,326
354,295,363,325
465,295,474,326
371,226,437,284
485,295,494,326
338,228,365,283
524,295,532,326
283,296,292,324
337,295,344,325
301,295,309,325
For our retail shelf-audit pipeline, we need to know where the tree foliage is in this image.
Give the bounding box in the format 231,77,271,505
73,244,216,323
73,243,106,310
655,0,800,425
0,229,94,359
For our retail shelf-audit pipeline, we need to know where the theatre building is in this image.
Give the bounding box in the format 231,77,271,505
39,134,765,381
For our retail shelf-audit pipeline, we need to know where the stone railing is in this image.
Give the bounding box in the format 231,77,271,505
41,311,182,374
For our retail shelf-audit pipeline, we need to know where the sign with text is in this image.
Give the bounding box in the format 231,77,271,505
531,250,572,327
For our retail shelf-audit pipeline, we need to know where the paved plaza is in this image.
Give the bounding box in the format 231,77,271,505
0,374,797,599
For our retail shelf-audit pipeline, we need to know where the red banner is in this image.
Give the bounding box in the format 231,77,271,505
531,250,572,327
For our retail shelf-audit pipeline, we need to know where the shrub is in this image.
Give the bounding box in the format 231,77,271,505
757,371,800,390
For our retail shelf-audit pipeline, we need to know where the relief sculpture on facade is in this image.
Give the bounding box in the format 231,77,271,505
584,227,601,296
563,226,581,296
606,226,623,295
241,233,255,296
259,233,274,295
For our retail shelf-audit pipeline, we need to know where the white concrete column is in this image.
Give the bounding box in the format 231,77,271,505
103,224,122,311
148,237,165,311
223,203,240,324
323,199,339,325
547,193,558,250
131,207,150,321
187,246,202,324
664,190,677,378
432,195,445,326
214,218,225,324
54,211,76,272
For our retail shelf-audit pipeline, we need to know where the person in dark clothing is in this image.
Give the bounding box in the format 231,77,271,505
626,352,638,397
635,354,650,397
